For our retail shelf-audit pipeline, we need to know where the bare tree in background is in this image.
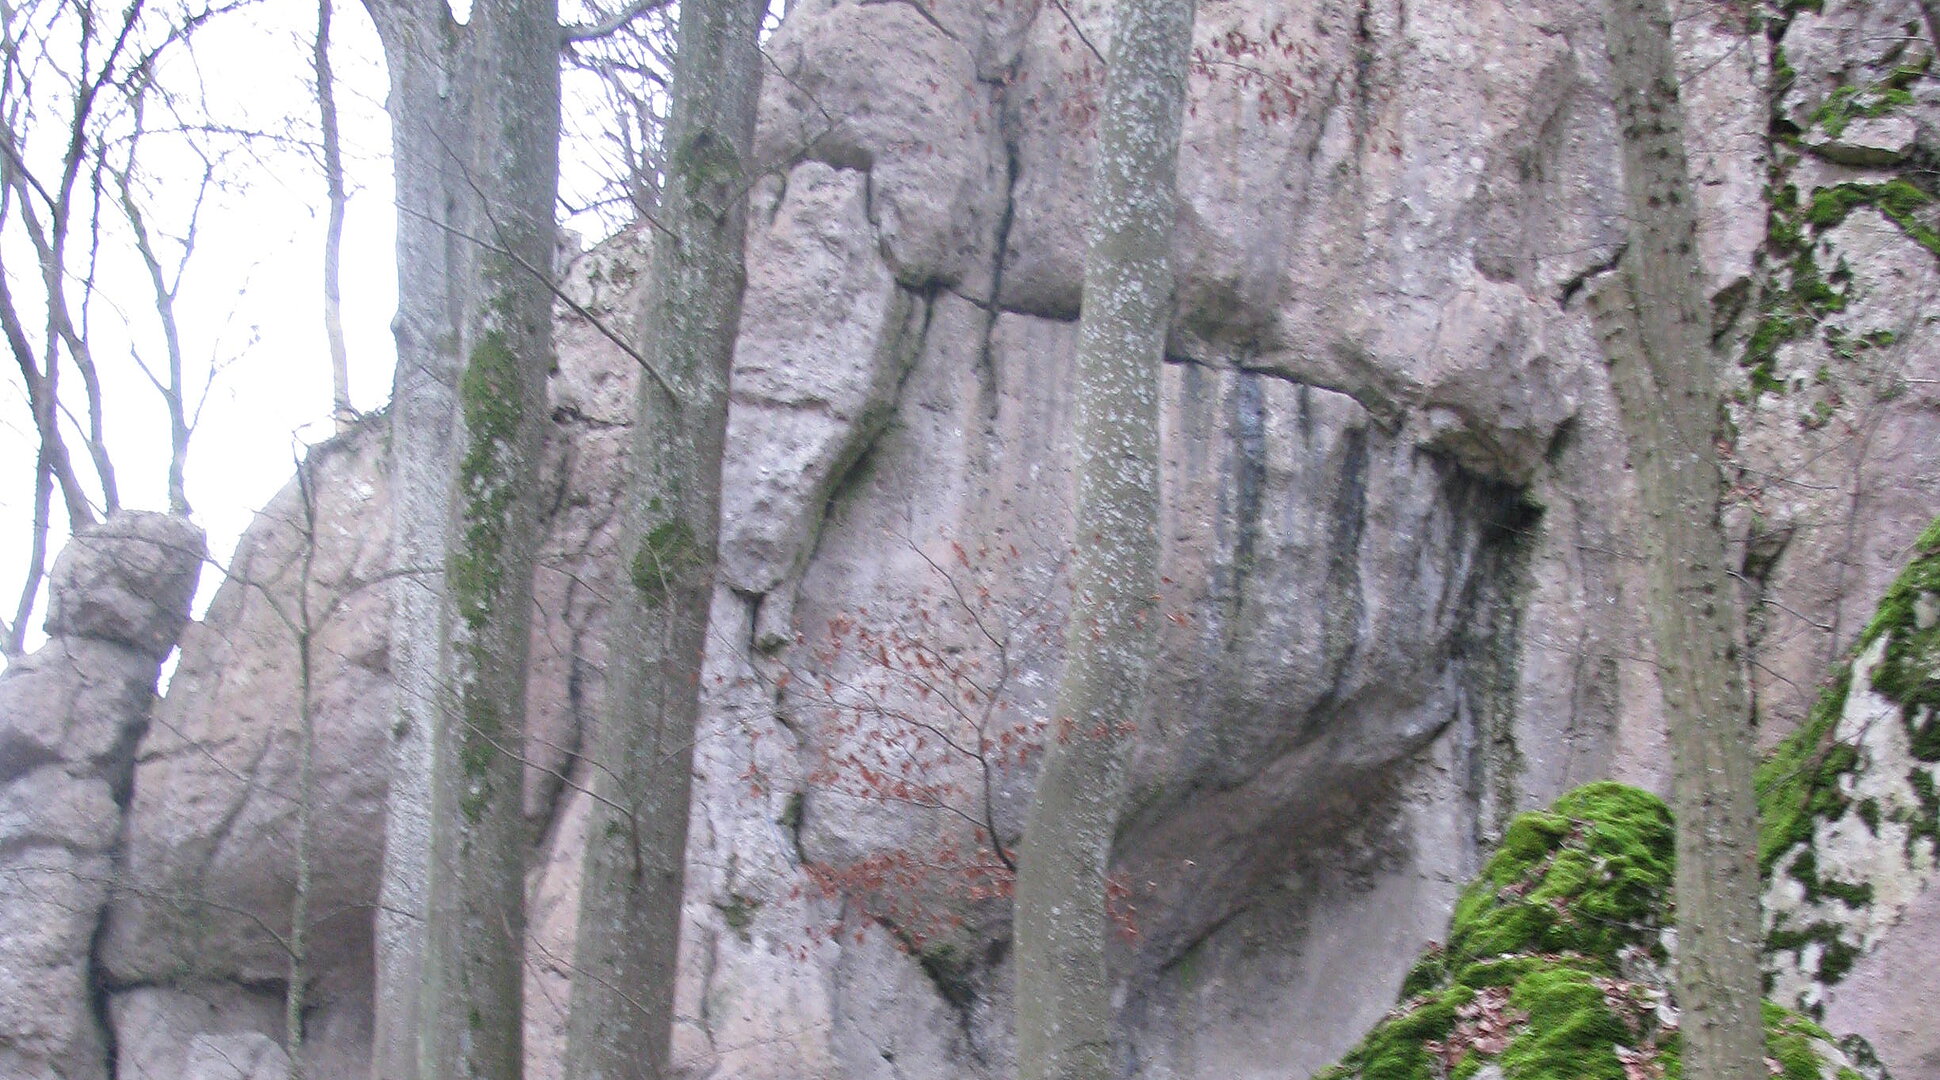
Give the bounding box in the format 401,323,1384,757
0,0,248,656
316,0,354,432
561,0,678,229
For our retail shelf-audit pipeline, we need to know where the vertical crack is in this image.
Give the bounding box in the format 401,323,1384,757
975,65,1025,427
1220,371,1268,638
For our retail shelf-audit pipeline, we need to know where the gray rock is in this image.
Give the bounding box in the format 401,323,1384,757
0,638,160,777
44,511,204,661
1806,114,1918,166
102,429,393,989
182,1035,291,1080
110,984,283,1080
0,514,202,1080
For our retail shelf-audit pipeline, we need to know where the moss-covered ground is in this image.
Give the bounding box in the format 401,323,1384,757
1315,784,1870,1080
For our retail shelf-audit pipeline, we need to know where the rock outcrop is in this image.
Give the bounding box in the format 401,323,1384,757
8,0,1940,1075
1317,782,1889,1080
0,511,204,1080
1759,518,1940,1078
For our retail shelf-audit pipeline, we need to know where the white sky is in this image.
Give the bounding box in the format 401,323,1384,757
0,0,642,661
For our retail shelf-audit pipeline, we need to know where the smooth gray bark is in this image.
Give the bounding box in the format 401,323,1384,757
1011,1,1193,1079
560,0,762,1076
317,0,354,433
365,5,467,1075
1593,1,1764,1077
363,1,560,1078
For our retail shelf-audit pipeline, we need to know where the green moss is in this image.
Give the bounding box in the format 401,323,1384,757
1453,953,1561,991
1744,168,1940,394
1319,783,1869,1080
673,128,744,215
1742,188,1855,391
1774,46,1797,95
1784,845,1875,907
1855,797,1880,833
1768,1002,1838,1078
1342,985,1473,1080
1860,517,1940,732
1398,943,1447,999
1771,918,1859,988
1448,783,1673,968
1810,84,1915,140
1497,968,1630,1080
917,941,978,1009
630,516,707,605
1757,671,1856,871
1806,181,1940,257
1909,768,1939,857
449,331,529,634
715,892,761,940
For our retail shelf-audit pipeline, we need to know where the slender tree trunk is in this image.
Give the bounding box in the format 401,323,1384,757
317,0,354,432
363,1,560,1077
1011,2,1193,1079
561,0,762,1075
1593,2,1764,1078
286,459,323,1080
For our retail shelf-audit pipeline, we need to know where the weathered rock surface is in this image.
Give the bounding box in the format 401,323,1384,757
27,0,1940,1076
42,510,204,661
0,511,203,1080
1759,519,1940,1079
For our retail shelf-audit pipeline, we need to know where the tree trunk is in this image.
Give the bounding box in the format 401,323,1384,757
1011,1,1193,1079
560,0,762,1075
366,5,467,1076
1592,2,1764,1078
317,0,354,433
363,1,560,1077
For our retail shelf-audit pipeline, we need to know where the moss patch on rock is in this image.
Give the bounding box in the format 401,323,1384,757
1755,517,1940,1018
1858,517,1940,737
1317,783,1880,1080
1758,515,1940,869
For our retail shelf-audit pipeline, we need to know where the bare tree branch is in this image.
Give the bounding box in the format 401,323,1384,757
560,0,677,44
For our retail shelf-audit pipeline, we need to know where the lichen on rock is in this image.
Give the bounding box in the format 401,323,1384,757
1759,516,1940,1017
1317,782,1881,1080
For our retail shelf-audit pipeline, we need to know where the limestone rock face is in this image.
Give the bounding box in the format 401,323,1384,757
44,0,1940,1077
0,511,203,1080
43,511,204,660
98,433,391,1080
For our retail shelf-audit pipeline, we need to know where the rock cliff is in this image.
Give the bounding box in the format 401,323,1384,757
2,0,1939,1076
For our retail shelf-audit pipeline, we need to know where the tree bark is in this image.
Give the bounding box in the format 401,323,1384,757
366,5,467,1075
363,1,560,1078
560,0,762,1075
1011,1,1193,1079
317,0,354,433
1592,2,1764,1078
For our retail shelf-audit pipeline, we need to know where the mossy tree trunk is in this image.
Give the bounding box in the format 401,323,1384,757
361,1,560,1078
1593,1,1764,1077
1011,2,1193,1079
560,0,761,1076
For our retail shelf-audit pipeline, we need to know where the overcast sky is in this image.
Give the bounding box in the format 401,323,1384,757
1,0,644,660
